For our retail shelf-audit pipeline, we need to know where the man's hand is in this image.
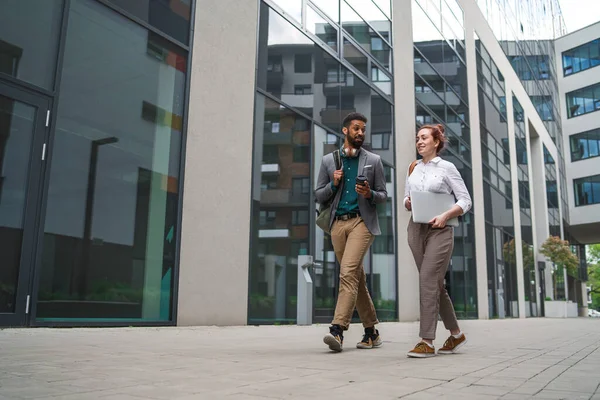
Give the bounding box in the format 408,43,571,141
333,169,344,187
355,179,372,199
429,212,449,228
404,197,412,211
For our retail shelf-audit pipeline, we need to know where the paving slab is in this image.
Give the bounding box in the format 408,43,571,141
0,318,599,399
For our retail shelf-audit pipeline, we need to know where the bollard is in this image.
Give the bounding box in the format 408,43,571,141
297,255,318,326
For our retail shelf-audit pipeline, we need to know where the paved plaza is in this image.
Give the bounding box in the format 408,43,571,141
1,318,599,399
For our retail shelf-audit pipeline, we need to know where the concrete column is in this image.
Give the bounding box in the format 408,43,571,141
393,0,419,322
524,121,542,307
529,131,553,300
464,21,489,319
177,0,259,325
504,92,526,318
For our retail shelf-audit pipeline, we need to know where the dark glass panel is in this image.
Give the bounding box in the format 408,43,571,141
249,93,311,324
0,95,36,313
0,0,63,89
105,0,191,44
37,0,185,321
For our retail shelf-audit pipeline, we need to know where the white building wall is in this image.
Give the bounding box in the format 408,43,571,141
555,22,600,243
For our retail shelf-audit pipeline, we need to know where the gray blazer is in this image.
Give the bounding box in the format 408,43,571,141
315,148,387,235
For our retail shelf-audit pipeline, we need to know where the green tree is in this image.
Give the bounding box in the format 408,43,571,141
503,238,535,270
587,244,600,311
540,236,579,300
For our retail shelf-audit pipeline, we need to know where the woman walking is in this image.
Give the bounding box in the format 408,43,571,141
404,124,472,358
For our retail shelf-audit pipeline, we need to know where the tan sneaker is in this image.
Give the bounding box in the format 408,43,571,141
407,341,436,358
438,333,467,354
323,325,344,352
356,328,382,349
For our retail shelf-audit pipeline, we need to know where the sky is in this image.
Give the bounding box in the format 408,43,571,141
559,0,600,33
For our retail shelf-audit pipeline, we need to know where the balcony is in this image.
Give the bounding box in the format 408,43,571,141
261,164,280,174
320,108,355,127
263,130,292,145
260,188,310,206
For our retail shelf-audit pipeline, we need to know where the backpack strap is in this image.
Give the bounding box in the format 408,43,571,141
408,159,418,176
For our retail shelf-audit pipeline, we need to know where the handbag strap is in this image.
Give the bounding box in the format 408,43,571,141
408,159,418,176
333,149,341,170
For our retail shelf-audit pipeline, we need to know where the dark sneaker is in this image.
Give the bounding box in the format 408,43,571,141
356,327,382,349
438,333,467,354
323,325,344,352
407,342,436,358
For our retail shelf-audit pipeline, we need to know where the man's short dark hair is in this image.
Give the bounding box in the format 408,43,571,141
342,112,367,129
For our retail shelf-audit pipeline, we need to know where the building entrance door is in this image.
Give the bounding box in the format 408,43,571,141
0,81,49,327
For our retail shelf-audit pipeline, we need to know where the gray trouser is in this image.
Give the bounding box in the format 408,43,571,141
407,218,459,340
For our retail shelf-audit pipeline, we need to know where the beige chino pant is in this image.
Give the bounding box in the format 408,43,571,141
407,218,459,340
330,217,379,330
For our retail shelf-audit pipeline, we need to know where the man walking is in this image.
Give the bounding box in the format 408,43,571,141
315,112,388,352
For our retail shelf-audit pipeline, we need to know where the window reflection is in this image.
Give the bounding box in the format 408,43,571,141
306,5,338,52
570,128,600,162
574,174,600,207
254,1,396,324
477,42,519,318
250,93,311,323
563,39,600,76
105,0,191,44
270,0,302,23
0,0,63,89
341,1,391,71
345,0,390,41
37,0,185,321
413,0,476,318
311,0,340,22
567,82,600,118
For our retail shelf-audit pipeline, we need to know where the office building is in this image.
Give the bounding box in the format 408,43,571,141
0,0,596,327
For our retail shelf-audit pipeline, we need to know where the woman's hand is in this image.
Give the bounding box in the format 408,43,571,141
429,212,449,228
404,197,412,211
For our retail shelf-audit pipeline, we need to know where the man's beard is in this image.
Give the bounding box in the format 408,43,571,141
348,135,364,149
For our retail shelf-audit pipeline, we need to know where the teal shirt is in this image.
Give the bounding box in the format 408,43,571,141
333,152,360,216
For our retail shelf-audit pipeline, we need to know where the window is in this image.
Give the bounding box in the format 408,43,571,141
294,85,312,95
570,128,600,161
574,174,600,206
292,177,310,194
259,210,277,227
263,145,279,163
293,145,310,162
305,5,337,52
294,54,312,73
260,176,278,191
37,0,187,321
563,38,600,76
371,132,391,149
294,118,310,131
292,210,309,225
566,82,600,118
508,55,550,81
546,181,558,208
268,55,283,72
371,37,383,51
0,0,63,89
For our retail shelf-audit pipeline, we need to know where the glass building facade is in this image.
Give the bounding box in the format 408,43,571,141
0,0,191,325
475,39,519,318
411,0,478,318
513,96,537,316
249,0,396,324
476,0,570,226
